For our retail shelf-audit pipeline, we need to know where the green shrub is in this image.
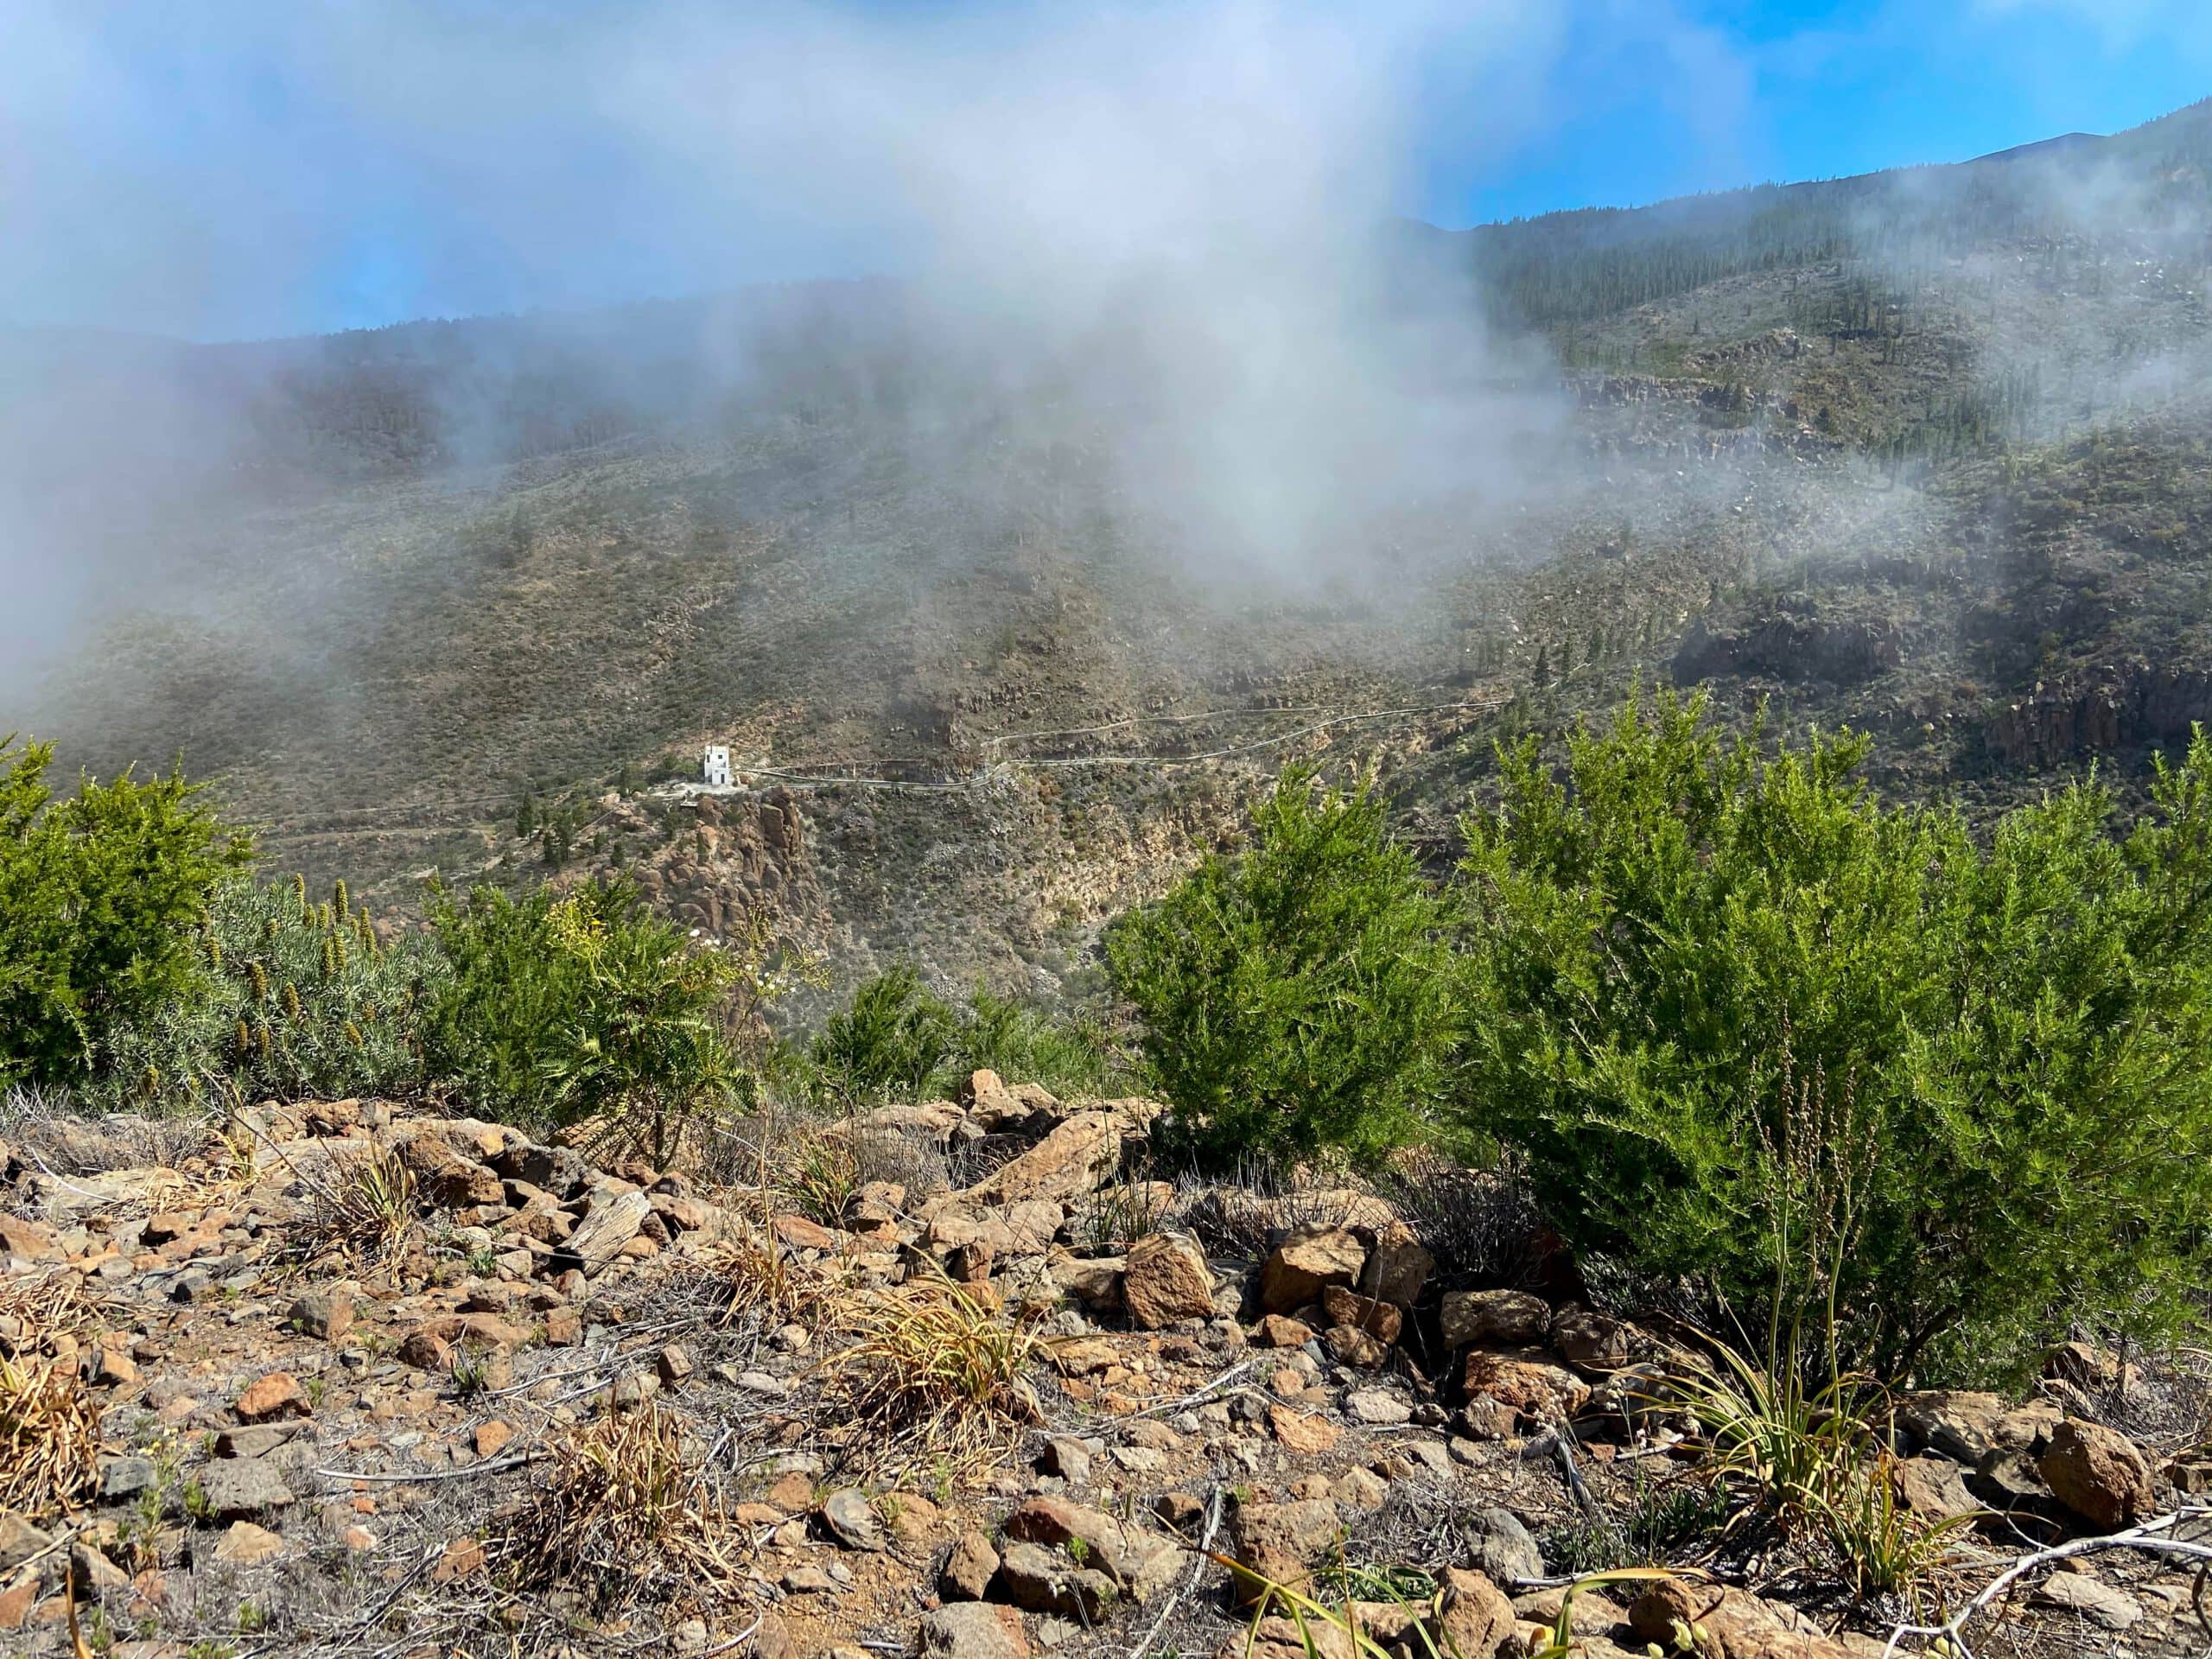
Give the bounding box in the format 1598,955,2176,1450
807,967,957,1107
424,878,745,1160
949,988,1129,1098
0,738,254,1092
1104,767,1460,1167
96,876,438,1109
1453,690,2212,1380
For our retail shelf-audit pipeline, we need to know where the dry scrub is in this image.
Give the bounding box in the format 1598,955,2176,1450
494,1400,740,1611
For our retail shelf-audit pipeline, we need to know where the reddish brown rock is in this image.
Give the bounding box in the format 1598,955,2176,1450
235,1371,311,1422
1268,1404,1342,1454
1257,1226,1365,1315
1252,1314,1315,1348
1459,1349,1589,1424
1320,1285,1402,1344
1122,1233,1215,1330
2040,1419,2155,1530
1356,1220,1434,1310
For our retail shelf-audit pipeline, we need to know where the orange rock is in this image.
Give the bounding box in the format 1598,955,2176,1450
1268,1404,1342,1454
235,1370,311,1422
473,1421,514,1459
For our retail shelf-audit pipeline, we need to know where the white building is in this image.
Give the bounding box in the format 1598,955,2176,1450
702,745,732,788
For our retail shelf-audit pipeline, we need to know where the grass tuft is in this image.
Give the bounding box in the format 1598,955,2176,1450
821,1273,1046,1466
0,1355,100,1519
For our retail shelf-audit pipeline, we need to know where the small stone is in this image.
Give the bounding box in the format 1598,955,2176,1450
1344,1388,1412,1426
289,1290,354,1341
655,1344,695,1389
919,1602,1030,1659
940,1530,1001,1600
766,1471,814,1513
543,1306,582,1345
819,1488,885,1551
235,1370,311,1422
993,1541,1115,1621
1037,1439,1092,1485
473,1421,514,1459
1268,1404,1342,1453
782,1564,836,1594
212,1521,285,1566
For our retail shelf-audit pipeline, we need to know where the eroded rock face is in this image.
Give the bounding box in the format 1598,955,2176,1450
962,1111,1122,1206
2039,1419,2155,1529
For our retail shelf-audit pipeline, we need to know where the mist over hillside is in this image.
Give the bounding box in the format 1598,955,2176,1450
10,86,2212,987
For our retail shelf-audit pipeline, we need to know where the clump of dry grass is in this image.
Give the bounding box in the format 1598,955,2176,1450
821,1273,1046,1466
0,1355,100,1518
494,1400,737,1611
708,1221,843,1333
0,1270,101,1362
290,1141,419,1265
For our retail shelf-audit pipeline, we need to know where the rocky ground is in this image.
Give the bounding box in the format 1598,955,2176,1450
3,1084,2209,1659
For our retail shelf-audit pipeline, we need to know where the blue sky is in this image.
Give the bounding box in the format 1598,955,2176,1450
3,0,2209,340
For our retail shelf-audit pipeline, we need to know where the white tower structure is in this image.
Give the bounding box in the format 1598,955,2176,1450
702,745,732,788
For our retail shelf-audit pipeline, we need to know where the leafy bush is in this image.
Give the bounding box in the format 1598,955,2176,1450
0,738,253,1091
950,988,1129,1098
425,877,745,1160
1453,690,2212,1379
96,875,438,1109
1105,767,1460,1167
808,966,957,1107
806,972,1132,1108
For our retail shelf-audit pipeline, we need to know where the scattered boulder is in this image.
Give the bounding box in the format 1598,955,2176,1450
919,1602,1030,1659
1439,1289,1548,1349
1122,1232,1215,1330
1356,1220,1433,1310
1257,1226,1365,1315
2039,1420,2155,1530
1251,1314,1315,1348
963,1111,1122,1205
940,1530,1001,1601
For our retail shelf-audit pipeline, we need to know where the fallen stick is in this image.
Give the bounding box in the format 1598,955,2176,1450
1880,1509,2212,1658
1129,1482,1225,1659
